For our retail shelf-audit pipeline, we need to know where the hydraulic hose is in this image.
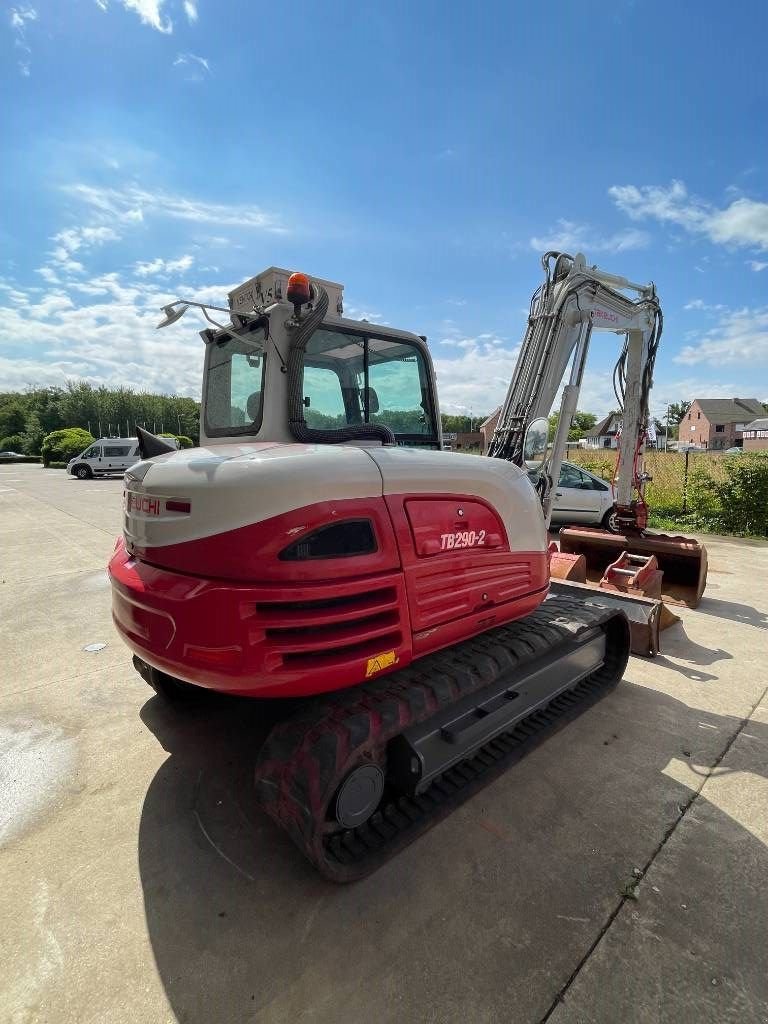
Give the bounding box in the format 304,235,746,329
287,283,396,446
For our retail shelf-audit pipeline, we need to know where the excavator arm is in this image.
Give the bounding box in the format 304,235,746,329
489,252,706,653
488,251,662,531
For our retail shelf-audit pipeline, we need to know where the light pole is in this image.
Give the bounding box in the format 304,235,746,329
665,404,671,453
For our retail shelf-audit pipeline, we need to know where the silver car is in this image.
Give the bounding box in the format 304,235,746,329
550,461,616,528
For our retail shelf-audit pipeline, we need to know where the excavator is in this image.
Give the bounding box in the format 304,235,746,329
108,253,706,880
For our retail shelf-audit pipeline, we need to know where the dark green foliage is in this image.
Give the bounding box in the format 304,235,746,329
0,382,200,454
41,428,95,467
688,453,768,536
548,410,598,442
0,434,25,452
441,414,488,433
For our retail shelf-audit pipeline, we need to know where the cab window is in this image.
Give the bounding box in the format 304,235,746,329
83,446,100,459
301,329,437,443
204,328,266,436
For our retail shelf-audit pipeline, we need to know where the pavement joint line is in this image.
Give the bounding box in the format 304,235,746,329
0,483,118,539
538,680,768,1024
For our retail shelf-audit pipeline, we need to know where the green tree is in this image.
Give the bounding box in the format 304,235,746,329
21,411,45,455
664,401,691,440
0,399,28,439
548,410,597,442
0,434,25,452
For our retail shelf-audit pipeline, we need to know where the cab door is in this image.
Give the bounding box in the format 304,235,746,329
88,445,103,473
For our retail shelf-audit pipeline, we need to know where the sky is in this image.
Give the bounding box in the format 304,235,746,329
2,0,768,421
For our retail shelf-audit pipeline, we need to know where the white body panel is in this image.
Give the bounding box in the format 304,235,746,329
123,443,547,555
366,447,546,552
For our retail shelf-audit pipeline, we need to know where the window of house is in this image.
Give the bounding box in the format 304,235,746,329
697,412,700,419
715,424,725,433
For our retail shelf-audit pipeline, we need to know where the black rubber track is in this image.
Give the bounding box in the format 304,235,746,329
254,595,630,882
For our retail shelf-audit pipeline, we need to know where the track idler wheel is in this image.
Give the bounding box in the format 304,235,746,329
334,763,385,829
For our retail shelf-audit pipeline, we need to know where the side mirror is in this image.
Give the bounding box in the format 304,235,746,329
523,417,549,476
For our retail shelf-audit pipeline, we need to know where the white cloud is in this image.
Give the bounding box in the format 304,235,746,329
432,330,521,415
10,5,36,28
123,0,171,32
433,331,622,420
183,0,198,22
683,299,726,313
9,6,37,76
530,219,649,255
34,268,60,284
52,226,121,256
43,225,121,276
609,180,768,252
174,52,210,78
748,260,768,272
343,303,384,323
95,1,172,32
134,254,194,277
674,307,768,366
0,273,205,395
66,183,285,232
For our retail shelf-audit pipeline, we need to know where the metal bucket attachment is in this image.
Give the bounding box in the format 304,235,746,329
559,527,708,608
549,543,588,583
548,578,676,657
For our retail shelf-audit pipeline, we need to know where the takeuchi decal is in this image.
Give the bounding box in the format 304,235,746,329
592,308,619,324
126,493,160,516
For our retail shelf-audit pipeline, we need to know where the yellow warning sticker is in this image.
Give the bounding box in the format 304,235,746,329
365,649,398,678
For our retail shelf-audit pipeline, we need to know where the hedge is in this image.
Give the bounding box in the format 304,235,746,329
686,452,768,536
41,428,94,467
159,432,195,449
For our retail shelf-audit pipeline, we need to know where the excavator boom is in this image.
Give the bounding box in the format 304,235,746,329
488,251,707,646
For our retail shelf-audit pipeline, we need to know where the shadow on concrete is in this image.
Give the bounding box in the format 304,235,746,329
137,669,768,1024
651,635,733,682
696,596,768,630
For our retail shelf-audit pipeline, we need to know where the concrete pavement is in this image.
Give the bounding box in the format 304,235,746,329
1,463,766,1024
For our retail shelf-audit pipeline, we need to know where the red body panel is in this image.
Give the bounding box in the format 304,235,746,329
109,493,549,698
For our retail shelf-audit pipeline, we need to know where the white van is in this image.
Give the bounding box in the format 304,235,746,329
67,437,142,479
67,436,181,479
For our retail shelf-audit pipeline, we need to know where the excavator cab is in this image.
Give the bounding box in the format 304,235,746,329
196,269,442,450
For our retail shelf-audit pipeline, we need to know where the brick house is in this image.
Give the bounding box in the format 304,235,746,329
442,430,483,451
479,408,501,454
682,398,765,450
742,417,768,452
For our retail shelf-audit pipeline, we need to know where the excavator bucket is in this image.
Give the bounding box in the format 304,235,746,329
558,527,708,608
548,543,681,657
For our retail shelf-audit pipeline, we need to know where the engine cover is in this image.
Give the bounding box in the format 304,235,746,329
109,443,549,697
